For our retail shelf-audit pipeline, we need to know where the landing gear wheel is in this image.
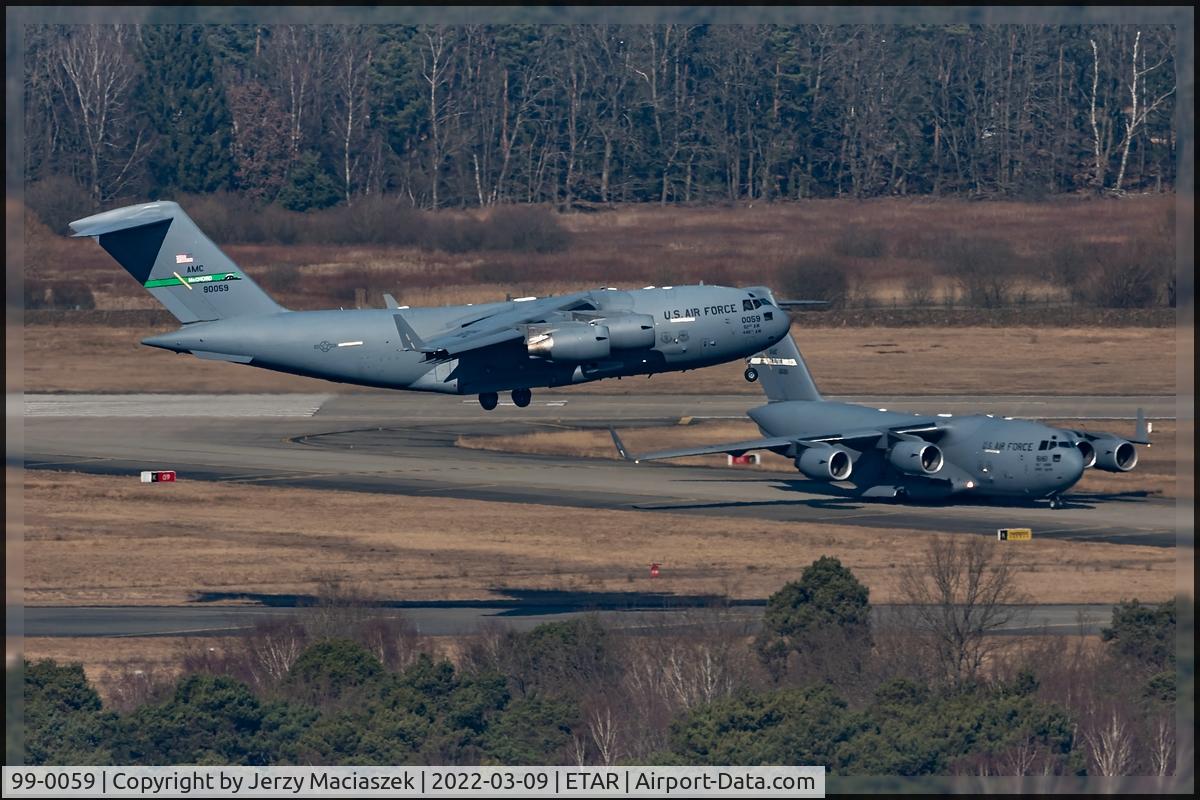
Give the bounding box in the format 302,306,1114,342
511,388,532,408
1048,496,1064,509
479,392,499,411
744,367,759,383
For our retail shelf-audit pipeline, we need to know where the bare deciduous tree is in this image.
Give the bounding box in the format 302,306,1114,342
1113,29,1176,193
50,24,144,204
420,26,457,210
331,26,376,204
584,696,623,766
1083,707,1135,776
1148,715,1175,777
898,536,1030,687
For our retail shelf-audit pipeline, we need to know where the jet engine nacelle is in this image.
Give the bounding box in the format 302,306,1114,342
1091,437,1138,472
887,440,944,475
526,323,611,362
794,445,854,481
601,313,656,350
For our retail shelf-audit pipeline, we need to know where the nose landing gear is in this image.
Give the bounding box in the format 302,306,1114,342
511,388,532,408
744,366,759,383
479,392,498,411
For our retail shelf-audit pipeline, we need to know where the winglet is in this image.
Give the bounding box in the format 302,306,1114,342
392,313,428,352
1132,407,1152,445
383,293,401,309
610,428,638,463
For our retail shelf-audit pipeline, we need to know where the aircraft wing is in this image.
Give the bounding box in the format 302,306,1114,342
1063,407,1152,445
609,423,941,463
395,292,594,358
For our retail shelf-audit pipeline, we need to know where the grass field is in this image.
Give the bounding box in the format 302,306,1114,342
21,471,1174,609
26,195,1176,312
457,420,1181,499
18,322,1177,395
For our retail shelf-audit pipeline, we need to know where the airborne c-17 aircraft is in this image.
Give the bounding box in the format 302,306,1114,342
69,201,792,409
611,323,1150,508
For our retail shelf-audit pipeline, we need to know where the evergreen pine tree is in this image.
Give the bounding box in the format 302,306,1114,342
138,25,235,195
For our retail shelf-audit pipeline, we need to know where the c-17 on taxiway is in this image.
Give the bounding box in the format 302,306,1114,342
70,201,793,409
612,321,1150,508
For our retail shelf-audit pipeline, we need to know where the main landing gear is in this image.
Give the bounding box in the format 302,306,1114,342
1048,495,1065,509
744,366,759,383
478,389,533,410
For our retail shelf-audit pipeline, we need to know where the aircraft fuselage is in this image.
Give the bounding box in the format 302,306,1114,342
143,286,790,395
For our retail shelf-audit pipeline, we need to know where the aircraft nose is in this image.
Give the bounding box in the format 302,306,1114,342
769,308,791,341
1061,445,1086,485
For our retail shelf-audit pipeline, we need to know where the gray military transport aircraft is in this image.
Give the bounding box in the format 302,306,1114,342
69,201,792,409
611,330,1150,508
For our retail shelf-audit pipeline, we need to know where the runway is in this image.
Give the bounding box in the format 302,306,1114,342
20,392,1181,549
22,603,1115,638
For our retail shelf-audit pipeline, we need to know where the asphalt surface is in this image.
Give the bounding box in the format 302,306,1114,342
22,603,1115,638
20,393,1181,549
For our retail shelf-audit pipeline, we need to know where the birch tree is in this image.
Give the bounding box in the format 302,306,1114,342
51,24,144,204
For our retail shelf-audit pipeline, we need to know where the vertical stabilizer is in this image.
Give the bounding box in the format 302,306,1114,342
749,333,822,403
70,201,284,323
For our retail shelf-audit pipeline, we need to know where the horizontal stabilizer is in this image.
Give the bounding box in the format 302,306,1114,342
775,299,831,309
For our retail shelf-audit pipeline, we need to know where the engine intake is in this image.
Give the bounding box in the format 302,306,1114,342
1092,437,1138,472
1076,440,1097,469
526,323,611,362
888,440,943,475
794,445,854,481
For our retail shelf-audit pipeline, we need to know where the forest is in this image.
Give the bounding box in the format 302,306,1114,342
23,24,1177,212
18,549,1180,775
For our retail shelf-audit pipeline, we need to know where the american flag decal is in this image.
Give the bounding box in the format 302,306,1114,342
175,254,194,264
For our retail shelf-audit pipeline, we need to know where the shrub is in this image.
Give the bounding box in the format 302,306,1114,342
1046,241,1095,304
47,283,96,310
23,280,49,309
1087,238,1173,308
25,175,94,235
481,205,571,253
934,236,1020,308
902,274,936,307
422,216,486,253
831,225,887,259
779,256,850,309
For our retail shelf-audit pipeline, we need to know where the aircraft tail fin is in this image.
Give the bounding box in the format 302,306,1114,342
69,201,285,323
1131,407,1152,445
749,333,822,403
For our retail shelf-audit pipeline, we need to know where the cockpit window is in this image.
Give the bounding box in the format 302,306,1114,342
1059,441,1073,448
753,299,763,309
743,299,754,311
1037,441,1048,451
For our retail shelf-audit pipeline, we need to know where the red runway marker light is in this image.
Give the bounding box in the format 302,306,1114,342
649,562,661,578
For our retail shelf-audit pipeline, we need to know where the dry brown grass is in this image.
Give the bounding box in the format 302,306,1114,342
28,196,1174,311
458,420,1180,499
21,471,1173,608
20,323,1176,395
19,637,197,700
